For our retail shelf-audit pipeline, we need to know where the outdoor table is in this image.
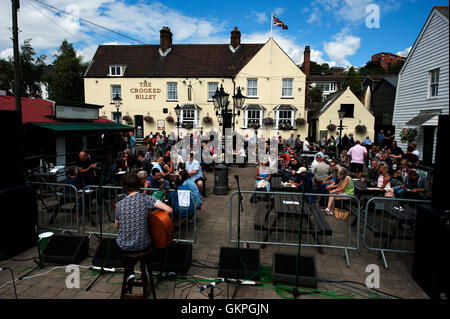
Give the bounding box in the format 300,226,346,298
353,179,384,196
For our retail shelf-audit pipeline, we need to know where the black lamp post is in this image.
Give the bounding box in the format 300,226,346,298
174,104,181,140
232,87,245,130
338,106,346,156
113,93,122,124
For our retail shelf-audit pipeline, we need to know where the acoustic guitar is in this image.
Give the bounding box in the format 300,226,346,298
148,210,174,249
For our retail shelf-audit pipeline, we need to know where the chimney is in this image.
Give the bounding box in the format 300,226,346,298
304,46,311,77
230,27,241,50
160,26,172,55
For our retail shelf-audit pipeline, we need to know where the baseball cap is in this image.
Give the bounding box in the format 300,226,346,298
297,167,307,174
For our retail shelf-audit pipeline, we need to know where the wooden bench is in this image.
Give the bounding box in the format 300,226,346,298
304,202,333,236
253,193,272,231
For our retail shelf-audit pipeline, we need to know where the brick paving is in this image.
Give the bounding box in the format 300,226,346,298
0,162,429,300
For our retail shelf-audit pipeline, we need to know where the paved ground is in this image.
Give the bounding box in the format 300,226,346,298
0,159,429,300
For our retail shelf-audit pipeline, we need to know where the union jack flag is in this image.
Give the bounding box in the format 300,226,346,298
273,15,288,30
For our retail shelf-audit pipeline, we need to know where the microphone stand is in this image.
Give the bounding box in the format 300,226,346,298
86,164,112,291
232,175,244,299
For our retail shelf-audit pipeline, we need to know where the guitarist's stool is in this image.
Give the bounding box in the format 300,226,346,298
120,248,157,299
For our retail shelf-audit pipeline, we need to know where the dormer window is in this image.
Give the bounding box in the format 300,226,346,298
109,65,123,77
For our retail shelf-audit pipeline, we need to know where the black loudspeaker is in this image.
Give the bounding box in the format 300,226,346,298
92,237,123,268
43,235,89,264
0,184,37,259
432,115,448,210
218,247,260,280
271,253,317,288
151,242,192,274
0,111,25,188
412,204,449,300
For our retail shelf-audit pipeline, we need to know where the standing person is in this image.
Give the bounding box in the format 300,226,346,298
347,141,367,179
156,134,166,157
128,132,136,156
186,152,206,200
376,130,385,147
341,133,350,151
113,172,172,283
76,151,97,188
348,133,355,148
287,133,295,149
294,134,302,153
384,130,395,148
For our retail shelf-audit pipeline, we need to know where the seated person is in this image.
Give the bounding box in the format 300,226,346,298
152,156,170,178
394,169,426,199
282,157,301,182
145,149,157,162
376,162,392,190
403,144,420,166
148,168,167,190
113,172,172,281
136,151,153,176
104,155,121,185
363,136,373,146
186,153,206,200
169,170,203,222
255,160,271,191
313,157,333,192
325,167,354,215
289,167,315,203
137,170,150,188
325,163,342,193
76,151,97,187
367,159,379,185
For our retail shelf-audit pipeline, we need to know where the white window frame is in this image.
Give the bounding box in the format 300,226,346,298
428,68,439,98
180,108,200,128
167,82,178,101
109,65,122,77
282,78,293,97
207,82,219,101
111,111,122,123
110,85,121,103
247,78,258,98
275,110,295,129
244,109,263,128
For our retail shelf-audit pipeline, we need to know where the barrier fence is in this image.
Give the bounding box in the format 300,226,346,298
362,197,431,269
31,182,198,243
228,190,361,267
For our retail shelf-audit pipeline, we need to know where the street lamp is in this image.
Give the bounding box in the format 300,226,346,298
174,104,181,141
113,93,122,124
337,106,346,156
232,87,245,130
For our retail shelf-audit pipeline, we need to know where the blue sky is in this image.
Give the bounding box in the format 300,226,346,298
0,0,448,67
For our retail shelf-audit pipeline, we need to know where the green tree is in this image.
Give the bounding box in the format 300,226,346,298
46,40,88,102
387,60,405,74
358,60,386,76
309,84,323,103
343,67,362,98
0,39,46,98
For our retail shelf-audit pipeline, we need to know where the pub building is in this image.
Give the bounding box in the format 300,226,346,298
84,27,308,142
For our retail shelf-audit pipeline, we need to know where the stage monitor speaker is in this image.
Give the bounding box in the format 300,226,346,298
0,110,25,188
151,241,192,274
432,115,449,210
272,252,317,288
43,235,89,265
218,247,260,280
412,204,449,300
0,184,37,260
92,237,123,268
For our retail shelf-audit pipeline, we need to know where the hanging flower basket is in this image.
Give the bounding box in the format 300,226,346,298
399,128,417,143
144,115,154,123
263,117,274,126
296,118,306,126
248,121,261,129
355,124,367,134
181,121,194,129
123,115,133,125
279,122,293,130
327,123,337,131
166,115,174,124
203,116,213,125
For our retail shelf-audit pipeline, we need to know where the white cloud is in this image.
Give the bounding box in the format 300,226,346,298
323,28,361,66
0,48,13,60
254,11,268,24
396,46,411,57
274,7,285,16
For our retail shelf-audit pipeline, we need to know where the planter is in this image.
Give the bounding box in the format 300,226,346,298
355,125,367,134
123,115,133,125
166,116,174,124
203,116,213,125
296,118,306,126
327,124,337,131
399,128,417,143
181,122,194,129
144,115,154,123
262,117,274,126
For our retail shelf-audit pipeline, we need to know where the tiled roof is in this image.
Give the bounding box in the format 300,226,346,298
0,95,112,124
85,44,265,78
309,90,346,120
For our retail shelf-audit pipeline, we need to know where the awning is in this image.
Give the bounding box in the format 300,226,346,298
32,122,134,133
243,104,266,110
273,104,297,111
405,111,441,126
181,103,202,110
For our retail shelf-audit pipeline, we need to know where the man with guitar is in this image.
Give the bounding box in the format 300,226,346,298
113,171,173,284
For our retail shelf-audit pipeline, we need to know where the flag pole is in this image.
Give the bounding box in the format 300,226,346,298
270,12,273,39
270,12,273,64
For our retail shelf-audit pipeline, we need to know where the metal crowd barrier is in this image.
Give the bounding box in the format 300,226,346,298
31,182,80,234
81,185,198,243
362,197,431,269
228,190,361,266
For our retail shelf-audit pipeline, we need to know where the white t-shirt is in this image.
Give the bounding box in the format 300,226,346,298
303,141,310,151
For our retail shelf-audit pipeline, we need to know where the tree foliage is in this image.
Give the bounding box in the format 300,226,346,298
309,84,323,103
46,40,88,102
387,60,405,74
358,60,386,76
343,67,362,98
